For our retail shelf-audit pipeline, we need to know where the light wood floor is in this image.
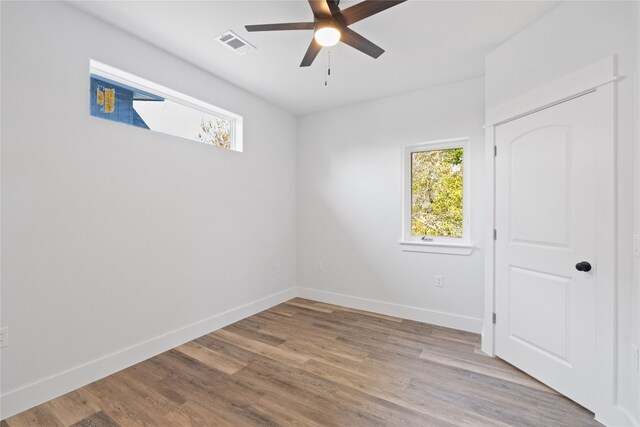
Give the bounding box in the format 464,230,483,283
3,298,600,427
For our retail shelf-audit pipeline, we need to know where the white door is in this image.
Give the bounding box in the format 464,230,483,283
495,92,598,410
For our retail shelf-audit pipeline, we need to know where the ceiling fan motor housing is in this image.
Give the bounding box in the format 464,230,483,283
315,18,340,31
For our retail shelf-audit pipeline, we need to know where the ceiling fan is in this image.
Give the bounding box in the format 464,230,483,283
245,0,407,67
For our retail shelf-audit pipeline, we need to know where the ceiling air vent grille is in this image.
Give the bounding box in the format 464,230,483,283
217,31,255,55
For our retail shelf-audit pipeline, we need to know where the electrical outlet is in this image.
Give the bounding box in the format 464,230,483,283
435,275,444,287
275,263,281,273
0,327,8,348
633,234,640,257
633,345,639,373
317,262,323,273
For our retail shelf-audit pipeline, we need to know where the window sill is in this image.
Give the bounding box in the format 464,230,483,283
398,240,474,256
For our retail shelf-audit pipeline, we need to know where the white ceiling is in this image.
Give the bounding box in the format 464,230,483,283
70,0,559,115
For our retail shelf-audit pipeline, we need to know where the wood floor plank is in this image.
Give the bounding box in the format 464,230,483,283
332,306,404,323
5,405,64,427
192,333,258,366
211,329,310,366
284,299,335,313
165,400,237,426
3,298,601,427
68,411,119,427
462,410,514,427
249,397,327,427
301,358,463,425
41,390,103,427
175,341,247,375
267,303,298,317
280,337,369,364
253,310,341,342
83,376,165,426
232,358,391,427
223,322,286,347
418,346,550,391
126,364,187,406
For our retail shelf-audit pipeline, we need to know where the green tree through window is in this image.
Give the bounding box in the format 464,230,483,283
196,117,232,149
411,148,464,237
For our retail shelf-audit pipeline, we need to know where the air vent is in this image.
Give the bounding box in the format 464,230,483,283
216,30,255,55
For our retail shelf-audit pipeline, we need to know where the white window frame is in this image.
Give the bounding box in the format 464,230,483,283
89,59,243,151
399,137,473,255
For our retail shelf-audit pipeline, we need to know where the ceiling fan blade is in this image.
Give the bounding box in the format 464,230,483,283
340,27,385,59
308,0,332,18
339,0,407,26
245,22,315,32
300,38,322,67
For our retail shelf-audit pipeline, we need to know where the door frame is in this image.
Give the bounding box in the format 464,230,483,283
482,56,627,425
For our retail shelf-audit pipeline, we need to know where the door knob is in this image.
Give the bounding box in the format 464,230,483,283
575,261,592,272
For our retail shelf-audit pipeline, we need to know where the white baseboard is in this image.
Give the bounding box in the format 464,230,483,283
595,405,639,427
0,287,297,420
297,287,483,334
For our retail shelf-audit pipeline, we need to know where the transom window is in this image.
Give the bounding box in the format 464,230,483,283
89,60,243,151
401,138,471,253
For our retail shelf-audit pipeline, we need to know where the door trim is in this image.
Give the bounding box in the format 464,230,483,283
483,56,629,426
485,56,619,127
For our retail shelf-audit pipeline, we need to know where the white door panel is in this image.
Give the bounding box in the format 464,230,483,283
508,266,570,360
495,92,598,410
509,127,570,247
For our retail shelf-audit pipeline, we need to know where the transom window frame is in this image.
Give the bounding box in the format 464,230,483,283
399,137,473,255
89,59,243,151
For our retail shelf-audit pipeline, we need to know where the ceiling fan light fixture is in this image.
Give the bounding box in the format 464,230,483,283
314,25,341,47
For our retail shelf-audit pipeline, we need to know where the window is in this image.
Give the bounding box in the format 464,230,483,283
400,138,472,255
89,60,243,151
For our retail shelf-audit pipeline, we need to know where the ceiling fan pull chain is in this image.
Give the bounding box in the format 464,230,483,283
324,49,331,87
324,63,328,86
324,49,330,86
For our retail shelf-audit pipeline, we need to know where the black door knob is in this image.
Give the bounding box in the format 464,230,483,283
575,261,592,272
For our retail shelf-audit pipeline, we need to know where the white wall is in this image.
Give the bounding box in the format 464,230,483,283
636,0,640,420
0,1,297,418
297,76,486,332
485,1,639,423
